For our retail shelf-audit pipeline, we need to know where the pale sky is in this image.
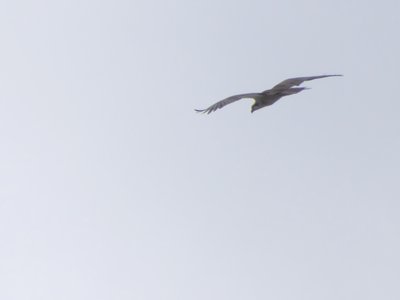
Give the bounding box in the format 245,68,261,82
1,1,399,299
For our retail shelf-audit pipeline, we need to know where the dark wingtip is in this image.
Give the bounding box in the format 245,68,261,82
195,109,205,113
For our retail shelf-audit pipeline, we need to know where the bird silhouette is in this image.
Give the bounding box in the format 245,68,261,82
195,75,342,114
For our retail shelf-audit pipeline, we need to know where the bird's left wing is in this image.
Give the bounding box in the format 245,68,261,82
269,74,342,91
195,93,262,114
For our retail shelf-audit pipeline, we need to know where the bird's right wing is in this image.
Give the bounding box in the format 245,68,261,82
270,74,342,91
195,93,262,114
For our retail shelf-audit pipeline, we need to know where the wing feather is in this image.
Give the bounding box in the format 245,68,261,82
270,74,342,91
195,93,262,114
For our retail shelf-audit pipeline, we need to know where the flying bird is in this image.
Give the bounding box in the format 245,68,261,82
195,75,342,114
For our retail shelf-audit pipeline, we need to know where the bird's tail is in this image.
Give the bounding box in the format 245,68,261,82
281,87,309,96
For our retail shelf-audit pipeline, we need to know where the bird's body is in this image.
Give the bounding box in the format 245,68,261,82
195,75,342,114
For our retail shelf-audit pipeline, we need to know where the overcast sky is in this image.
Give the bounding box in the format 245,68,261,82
1,0,399,299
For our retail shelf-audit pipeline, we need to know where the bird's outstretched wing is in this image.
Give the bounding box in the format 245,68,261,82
195,93,262,114
270,74,342,91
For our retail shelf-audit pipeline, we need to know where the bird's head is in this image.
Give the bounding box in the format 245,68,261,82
251,103,261,113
